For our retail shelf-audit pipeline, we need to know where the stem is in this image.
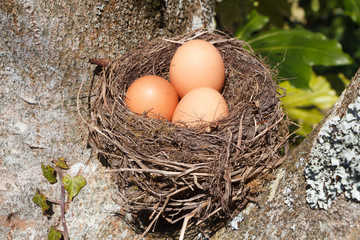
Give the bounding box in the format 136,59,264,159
56,167,69,240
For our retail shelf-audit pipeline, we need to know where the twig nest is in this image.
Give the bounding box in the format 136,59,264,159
86,30,289,238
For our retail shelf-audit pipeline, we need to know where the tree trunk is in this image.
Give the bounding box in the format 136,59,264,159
0,1,215,239
2,1,360,239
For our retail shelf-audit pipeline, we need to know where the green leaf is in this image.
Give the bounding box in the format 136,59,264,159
270,53,313,89
338,73,350,86
32,189,50,215
48,226,62,240
62,174,86,201
311,0,320,13
286,107,324,126
280,74,338,109
247,27,353,89
53,157,69,169
308,74,339,109
280,73,338,135
235,9,269,39
41,164,57,184
288,108,324,136
343,0,360,26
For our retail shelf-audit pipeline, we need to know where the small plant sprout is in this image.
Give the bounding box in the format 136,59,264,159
32,157,86,240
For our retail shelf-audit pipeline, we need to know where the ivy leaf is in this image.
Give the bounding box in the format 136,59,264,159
48,226,62,240
62,174,86,201
235,9,269,39
53,157,69,169
41,164,57,184
32,189,50,215
246,26,353,89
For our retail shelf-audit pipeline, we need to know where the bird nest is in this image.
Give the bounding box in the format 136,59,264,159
82,30,289,239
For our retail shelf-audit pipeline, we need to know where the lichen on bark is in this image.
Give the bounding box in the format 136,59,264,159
305,95,360,209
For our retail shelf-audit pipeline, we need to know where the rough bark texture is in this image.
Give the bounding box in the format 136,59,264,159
2,1,360,239
214,69,360,240
0,1,215,239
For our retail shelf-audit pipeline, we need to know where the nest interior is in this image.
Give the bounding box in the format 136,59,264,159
86,30,289,237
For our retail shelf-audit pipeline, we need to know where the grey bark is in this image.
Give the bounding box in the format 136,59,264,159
1,0,360,239
0,1,215,239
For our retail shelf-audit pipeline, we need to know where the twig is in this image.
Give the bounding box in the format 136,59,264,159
141,197,170,238
103,168,181,176
149,201,161,220
193,174,204,189
101,80,111,113
55,167,69,240
175,166,206,179
162,38,184,44
179,201,209,240
103,168,214,177
252,117,258,139
236,111,245,155
231,166,254,183
196,206,222,226
171,194,206,203
89,58,111,67
167,186,192,198
250,114,284,142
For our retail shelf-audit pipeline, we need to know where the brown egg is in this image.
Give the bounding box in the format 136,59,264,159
169,39,225,98
125,75,179,120
171,87,229,127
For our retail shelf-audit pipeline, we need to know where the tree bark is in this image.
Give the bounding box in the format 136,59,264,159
2,1,360,239
0,1,215,239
